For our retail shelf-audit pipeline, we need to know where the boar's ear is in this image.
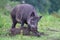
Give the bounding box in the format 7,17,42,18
30,12,35,17
37,16,42,21
39,16,42,19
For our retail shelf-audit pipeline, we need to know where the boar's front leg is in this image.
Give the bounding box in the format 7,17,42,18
20,20,24,28
31,27,40,37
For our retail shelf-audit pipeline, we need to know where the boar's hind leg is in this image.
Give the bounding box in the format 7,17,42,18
11,16,17,28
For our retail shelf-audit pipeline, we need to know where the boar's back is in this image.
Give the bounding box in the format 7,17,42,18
11,4,38,22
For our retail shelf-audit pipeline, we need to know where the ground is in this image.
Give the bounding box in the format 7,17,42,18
0,14,60,40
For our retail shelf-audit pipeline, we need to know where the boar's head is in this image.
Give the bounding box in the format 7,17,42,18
27,16,42,28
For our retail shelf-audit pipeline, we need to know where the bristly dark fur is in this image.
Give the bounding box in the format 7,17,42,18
11,4,39,28
10,4,42,36
9,27,41,37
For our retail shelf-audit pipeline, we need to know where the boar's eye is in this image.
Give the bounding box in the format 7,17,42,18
30,19,37,25
30,20,35,24
31,18,38,22
31,21,35,22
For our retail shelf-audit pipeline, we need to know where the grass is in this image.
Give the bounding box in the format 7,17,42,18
0,13,60,40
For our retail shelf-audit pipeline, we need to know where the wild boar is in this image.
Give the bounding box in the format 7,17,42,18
10,27,42,37
10,27,30,36
11,4,42,36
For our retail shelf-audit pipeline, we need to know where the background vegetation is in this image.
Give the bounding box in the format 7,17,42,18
0,0,60,40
